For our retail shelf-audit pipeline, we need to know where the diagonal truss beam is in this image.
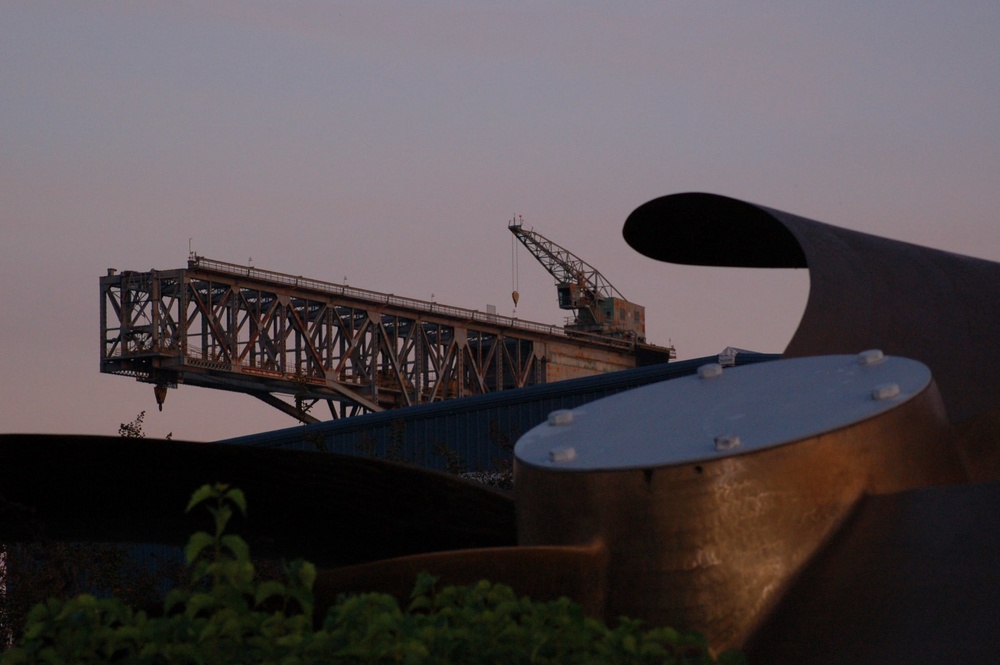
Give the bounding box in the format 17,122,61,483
100,256,660,422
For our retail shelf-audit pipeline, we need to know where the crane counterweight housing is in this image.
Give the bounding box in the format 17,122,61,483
509,218,647,343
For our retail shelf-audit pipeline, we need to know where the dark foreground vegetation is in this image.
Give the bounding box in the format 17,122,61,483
1,484,742,664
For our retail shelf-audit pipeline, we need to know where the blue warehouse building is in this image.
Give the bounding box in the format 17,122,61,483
221,351,777,474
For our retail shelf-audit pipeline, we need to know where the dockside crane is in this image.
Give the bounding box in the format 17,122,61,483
509,216,648,343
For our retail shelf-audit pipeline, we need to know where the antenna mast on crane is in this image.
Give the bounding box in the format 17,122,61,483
508,217,647,343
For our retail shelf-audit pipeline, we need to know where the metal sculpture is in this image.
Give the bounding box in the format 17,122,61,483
622,192,1000,475
513,353,966,650
619,192,1000,661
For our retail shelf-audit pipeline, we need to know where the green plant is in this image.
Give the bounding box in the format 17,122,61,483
2,485,744,664
0,511,184,645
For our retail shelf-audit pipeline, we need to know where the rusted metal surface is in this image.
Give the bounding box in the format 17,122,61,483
313,541,609,621
513,355,965,652
616,192,1000,656
744,482,1000,665
541,340,642,382
508,220,652,342
100,255,673,422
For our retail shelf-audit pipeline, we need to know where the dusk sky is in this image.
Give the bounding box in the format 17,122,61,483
2,2,998,441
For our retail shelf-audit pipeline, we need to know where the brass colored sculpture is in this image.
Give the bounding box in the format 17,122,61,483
620,192,1000,660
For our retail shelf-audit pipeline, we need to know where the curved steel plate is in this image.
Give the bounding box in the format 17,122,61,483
314,540,609,620
622,192,1000,427
744,482,1000,665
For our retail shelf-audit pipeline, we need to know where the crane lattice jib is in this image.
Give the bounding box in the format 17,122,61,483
508,223,627,301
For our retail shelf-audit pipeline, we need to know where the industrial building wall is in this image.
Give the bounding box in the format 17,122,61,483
542,340,640,382
221,353,778,474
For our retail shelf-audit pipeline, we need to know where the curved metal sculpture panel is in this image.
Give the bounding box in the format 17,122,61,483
622,192,1000,429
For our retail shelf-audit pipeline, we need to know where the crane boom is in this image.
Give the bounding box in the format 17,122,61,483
509,217,646,342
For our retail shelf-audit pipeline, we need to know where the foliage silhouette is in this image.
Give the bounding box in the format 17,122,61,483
2,484,744,664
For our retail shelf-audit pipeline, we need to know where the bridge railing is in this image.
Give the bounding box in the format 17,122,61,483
188,255,635,351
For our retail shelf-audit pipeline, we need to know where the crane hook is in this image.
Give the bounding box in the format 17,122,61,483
153,383,168,411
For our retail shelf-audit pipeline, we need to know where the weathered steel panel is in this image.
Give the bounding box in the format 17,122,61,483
543,340,638,382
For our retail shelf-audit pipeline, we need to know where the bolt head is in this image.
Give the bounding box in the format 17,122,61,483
714,434,741,451
871,383,901,401
548,409,575,426
549,446,576,463
858,349,885,366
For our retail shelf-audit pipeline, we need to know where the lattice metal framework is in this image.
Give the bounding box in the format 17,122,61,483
509,219,626,302
508,218,648,341
101,256,638,422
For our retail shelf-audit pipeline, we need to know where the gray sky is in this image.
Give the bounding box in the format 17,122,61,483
2,1,998,441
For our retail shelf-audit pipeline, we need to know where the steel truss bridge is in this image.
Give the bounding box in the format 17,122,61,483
101,255,674,422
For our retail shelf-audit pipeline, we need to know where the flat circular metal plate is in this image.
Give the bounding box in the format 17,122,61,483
514,354,932,471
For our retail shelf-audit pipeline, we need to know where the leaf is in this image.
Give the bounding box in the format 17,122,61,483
233,560,256,585
184,531,215,565
184,592,217,619
297,561,317,590
212,505,233,537
189,559,210,583
224,487,247,516
221,534,250,561
288,588,315,619
186,484,217,513
255,580,287,607
410,572,439,601
164,589,189,613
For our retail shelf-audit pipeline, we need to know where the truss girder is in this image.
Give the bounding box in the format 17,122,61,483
101,265,552,420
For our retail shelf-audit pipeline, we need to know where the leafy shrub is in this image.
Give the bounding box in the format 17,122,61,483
2,484,743,664
0,539,186,642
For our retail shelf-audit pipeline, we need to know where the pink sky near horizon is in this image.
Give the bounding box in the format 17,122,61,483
2,2,998,441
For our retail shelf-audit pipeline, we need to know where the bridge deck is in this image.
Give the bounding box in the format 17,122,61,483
100,255,673,421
